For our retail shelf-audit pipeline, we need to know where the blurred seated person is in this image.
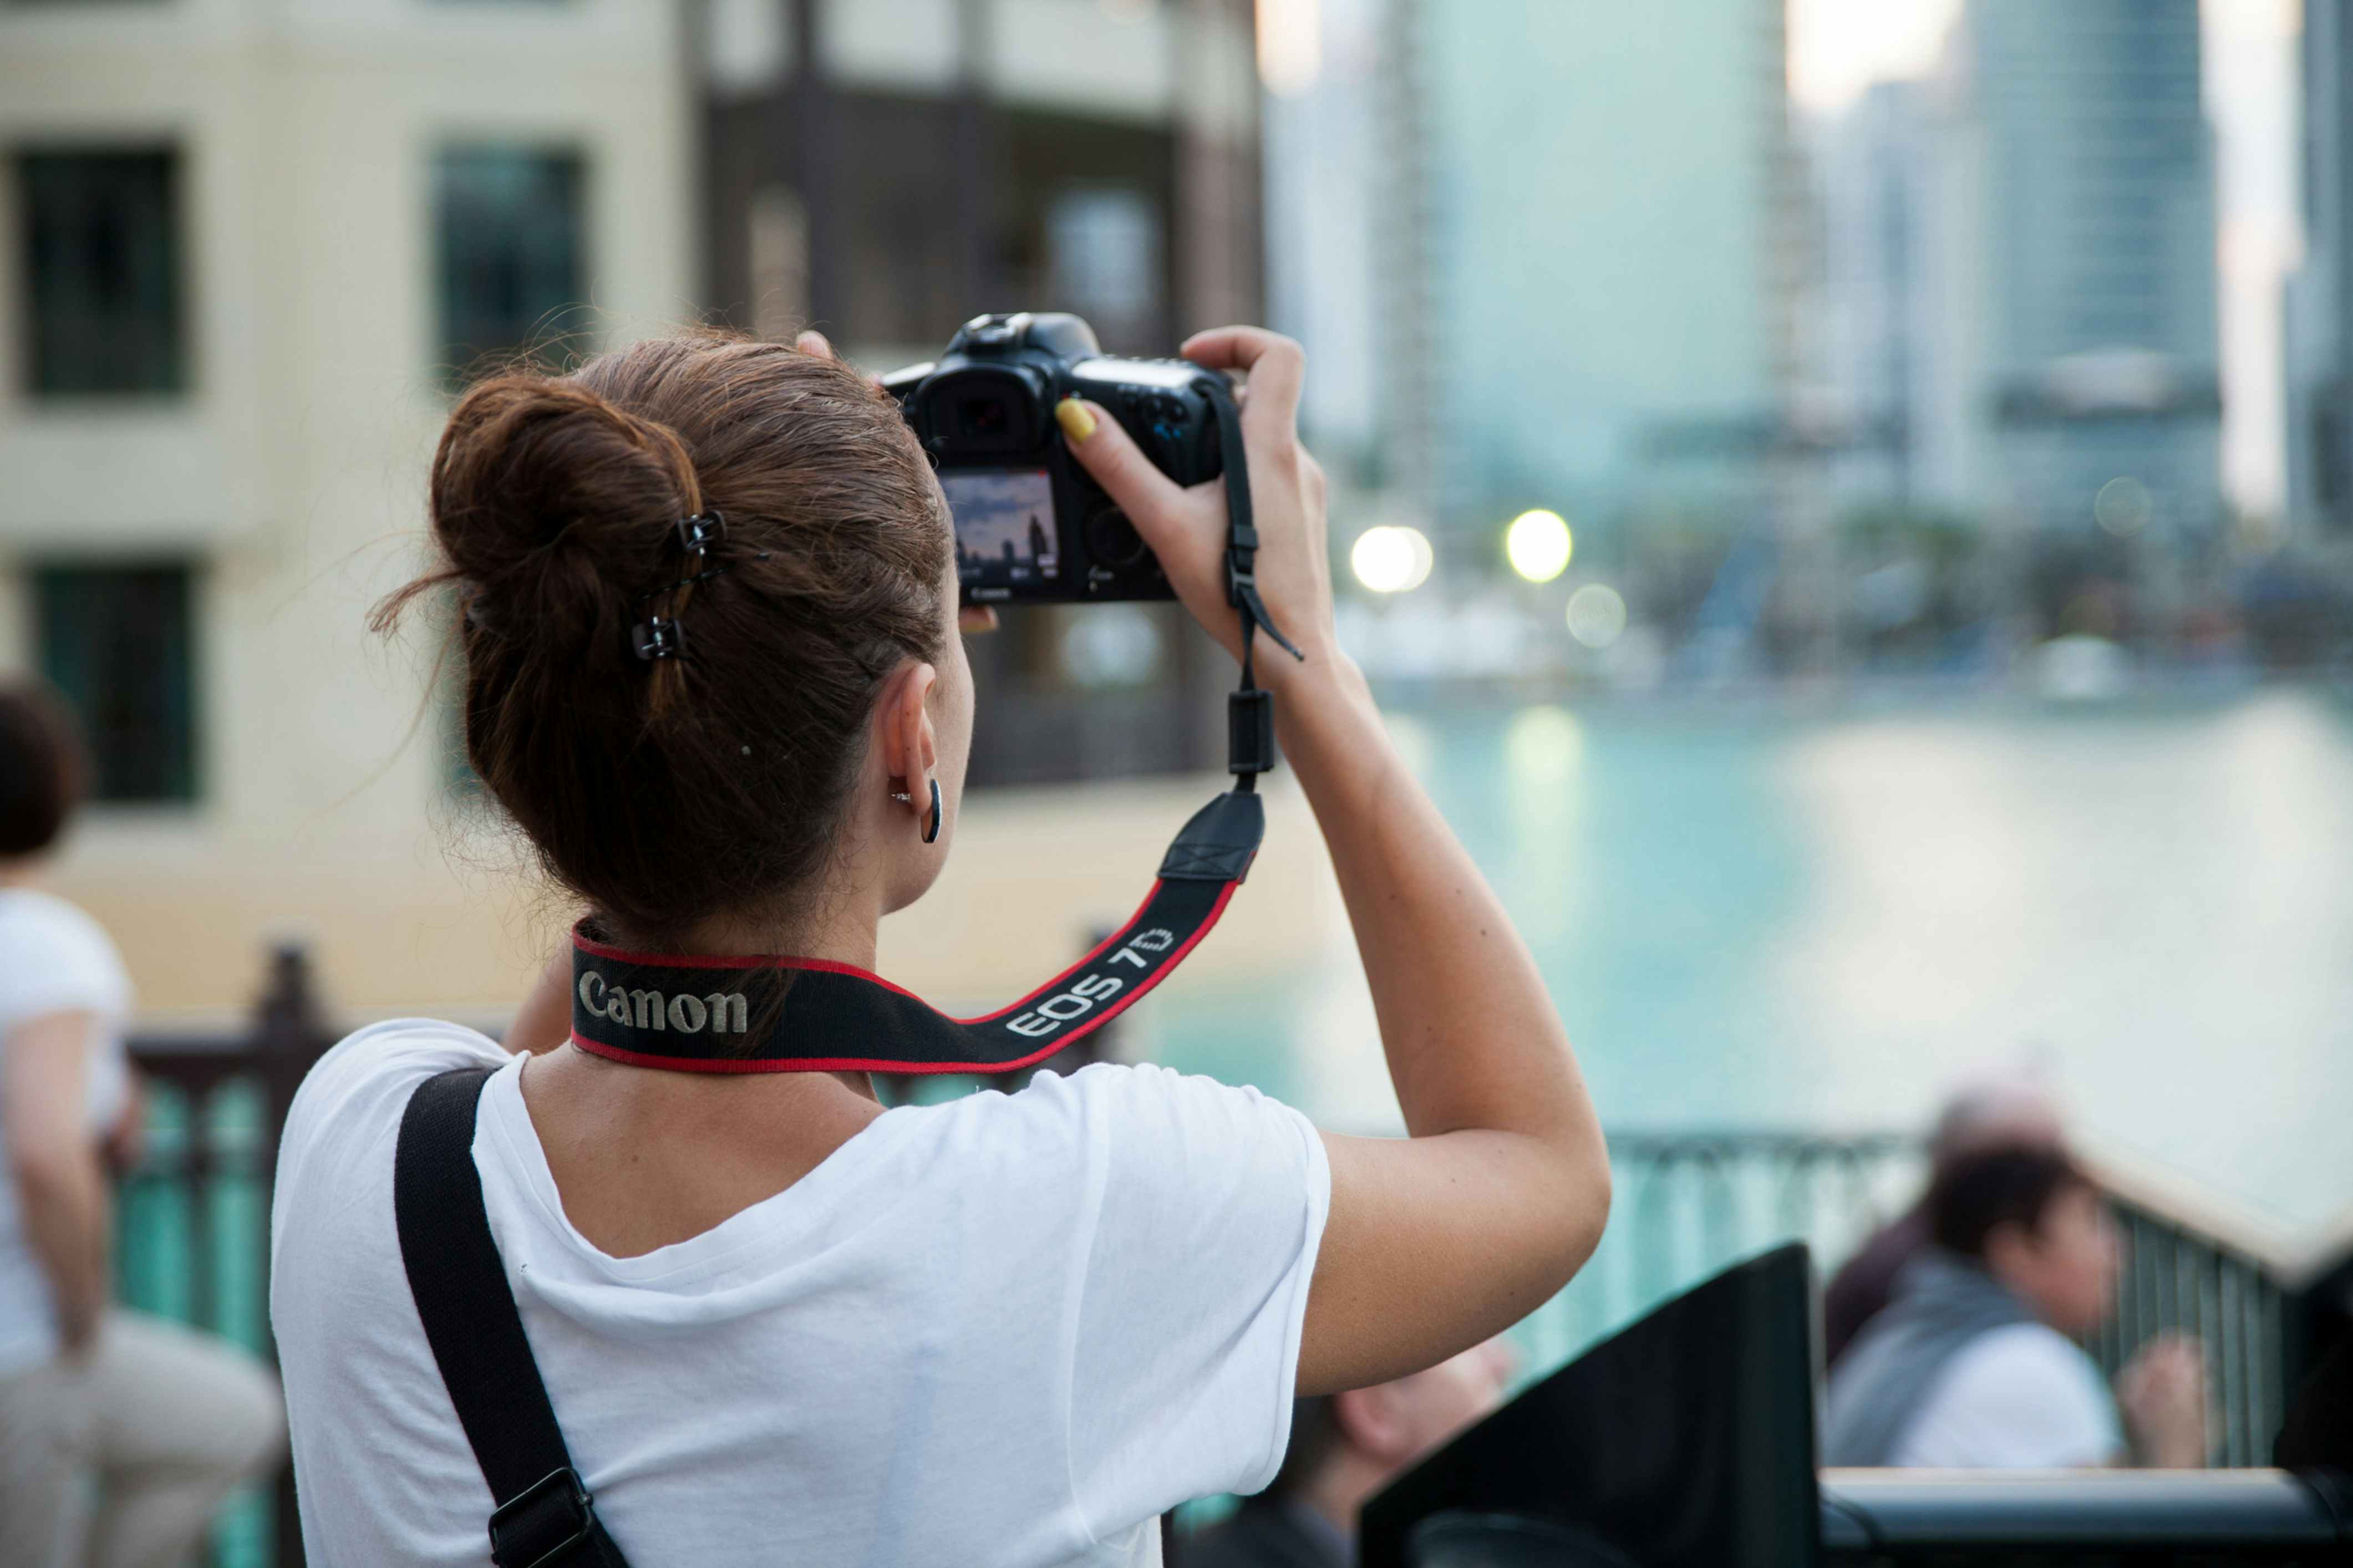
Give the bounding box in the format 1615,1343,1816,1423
1825,1146,2205,1469
1183,1339,1515,1568
0,684,285,1568
1822,1071,2065,1368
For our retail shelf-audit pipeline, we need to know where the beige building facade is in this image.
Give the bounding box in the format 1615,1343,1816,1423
0,0,1330,1028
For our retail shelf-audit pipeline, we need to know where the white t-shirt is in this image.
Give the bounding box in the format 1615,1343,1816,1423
269,1021,1331,1567
1889,1322,2124,1468
0,888,133,1376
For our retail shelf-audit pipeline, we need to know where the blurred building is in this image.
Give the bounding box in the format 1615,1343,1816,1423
1260,0,1381,468
1369,0,1802,546
0,0,697,1014
1810,82,1932,510
2287,0,2353,538
696,0,1262,786
1914,0,2222,543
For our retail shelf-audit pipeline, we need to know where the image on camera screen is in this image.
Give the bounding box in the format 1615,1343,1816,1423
943,469,1059,586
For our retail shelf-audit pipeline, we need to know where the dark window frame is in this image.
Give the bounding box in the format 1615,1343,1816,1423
432,140,592,388
31,559,201,807
13,143,190,399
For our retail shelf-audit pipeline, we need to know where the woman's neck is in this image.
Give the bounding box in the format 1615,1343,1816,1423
665,867,887,969
0,858,43,890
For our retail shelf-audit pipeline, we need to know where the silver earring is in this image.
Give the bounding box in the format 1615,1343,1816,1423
890,790,912,803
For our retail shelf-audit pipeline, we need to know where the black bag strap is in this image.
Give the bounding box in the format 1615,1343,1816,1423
394,1067,634,1568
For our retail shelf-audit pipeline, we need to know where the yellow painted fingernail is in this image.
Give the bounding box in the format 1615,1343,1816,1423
1055,398,1097,442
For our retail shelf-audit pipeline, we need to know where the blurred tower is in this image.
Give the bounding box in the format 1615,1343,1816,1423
2287,0,2353,538
1813,83,1933,509
1365,0,1801,549
1915,0,2222,544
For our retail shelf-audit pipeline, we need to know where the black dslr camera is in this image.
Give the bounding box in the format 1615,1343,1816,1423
883,313,1230,604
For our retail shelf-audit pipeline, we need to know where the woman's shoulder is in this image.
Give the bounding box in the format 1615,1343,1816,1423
0,887,131,1023
906,1061,1324,1209
279,1019,510,1172
932,1060,1305,1143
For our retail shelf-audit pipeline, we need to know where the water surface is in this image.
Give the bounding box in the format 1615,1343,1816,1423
1154,688,2353,1239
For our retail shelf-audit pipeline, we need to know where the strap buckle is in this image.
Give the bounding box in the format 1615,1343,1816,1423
489,1467,598,1568
1226,551,1257,605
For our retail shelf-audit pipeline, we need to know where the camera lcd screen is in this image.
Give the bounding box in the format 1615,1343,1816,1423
944,469,1059,586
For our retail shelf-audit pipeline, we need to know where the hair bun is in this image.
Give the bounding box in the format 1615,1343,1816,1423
377,329,950,946
427,374,704,647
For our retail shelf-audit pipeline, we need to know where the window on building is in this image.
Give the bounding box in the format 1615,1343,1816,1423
1046,186,1162,350
33,563,199,804
16,148,185,396
434,145,587,383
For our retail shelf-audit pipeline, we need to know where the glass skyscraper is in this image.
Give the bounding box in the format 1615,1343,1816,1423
1918,0,2222,539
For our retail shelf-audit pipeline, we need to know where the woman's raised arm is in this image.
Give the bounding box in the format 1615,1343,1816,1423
1059,328,1609,1396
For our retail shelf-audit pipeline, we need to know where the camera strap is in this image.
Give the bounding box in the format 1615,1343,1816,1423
1206,378,1305,791
567,786,1258,1073
564,373,1302,1077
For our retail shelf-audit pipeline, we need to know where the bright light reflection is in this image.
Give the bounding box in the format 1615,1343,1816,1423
1505,509,1574,583
2094,476,2152,536
1567,583,1629,648
1351,525,1434,594
1256,0,1322,96
1504,705,1584,789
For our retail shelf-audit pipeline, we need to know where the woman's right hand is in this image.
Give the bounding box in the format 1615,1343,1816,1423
1056,327,1338,686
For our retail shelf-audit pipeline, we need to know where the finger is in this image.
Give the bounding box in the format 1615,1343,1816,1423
958,605,999,634
1057,399,1190,533
1180,326,1304,432
796,329,835,360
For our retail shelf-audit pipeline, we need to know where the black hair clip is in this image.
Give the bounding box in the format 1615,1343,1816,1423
632,616,685,661
676,511,726,553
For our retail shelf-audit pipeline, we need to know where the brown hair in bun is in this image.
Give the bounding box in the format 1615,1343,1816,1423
376,330,949,945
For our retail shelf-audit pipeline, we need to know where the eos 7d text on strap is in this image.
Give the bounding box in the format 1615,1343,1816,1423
570,375,1303,1077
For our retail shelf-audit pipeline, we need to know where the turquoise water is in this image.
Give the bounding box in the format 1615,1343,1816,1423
1151,687,2353,1239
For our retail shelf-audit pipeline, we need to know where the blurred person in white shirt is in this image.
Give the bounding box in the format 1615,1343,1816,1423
0,683,283,1568
1825,1144,2205,1469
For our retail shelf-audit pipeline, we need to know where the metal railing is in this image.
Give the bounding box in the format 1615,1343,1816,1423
2096,1198,2294,1469
1510,1129,1923,1376
119,946,331,1568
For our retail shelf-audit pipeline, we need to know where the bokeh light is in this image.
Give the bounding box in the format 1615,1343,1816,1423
1505,508,1574,583
2094,476,2152,536
1254,0,1322,96
1059,604,1163,688
1566,583,1629,648
1350,525,1435,594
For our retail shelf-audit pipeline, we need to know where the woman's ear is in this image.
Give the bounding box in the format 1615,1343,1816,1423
880,660,940,787
1330,1384,1417,1465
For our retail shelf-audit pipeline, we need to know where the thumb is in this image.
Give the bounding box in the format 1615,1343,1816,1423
1057,399,1188,541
